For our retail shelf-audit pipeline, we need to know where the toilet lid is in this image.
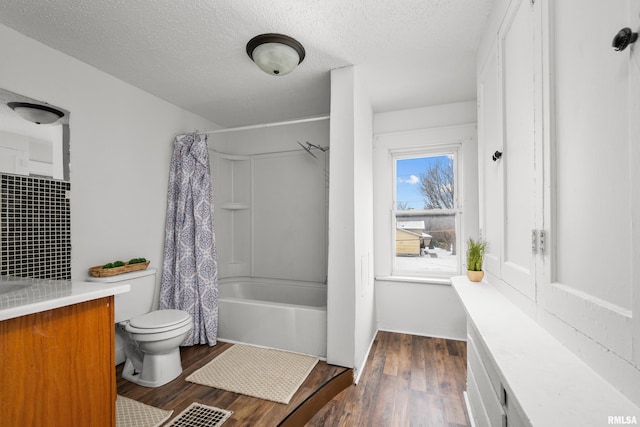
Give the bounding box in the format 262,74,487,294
129,309,191,329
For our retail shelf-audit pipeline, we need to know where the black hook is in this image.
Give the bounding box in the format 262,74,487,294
492,151,502,162
612,27,638,52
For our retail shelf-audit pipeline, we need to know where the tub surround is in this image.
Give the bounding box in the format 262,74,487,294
451,276,640,426
0,275,129,321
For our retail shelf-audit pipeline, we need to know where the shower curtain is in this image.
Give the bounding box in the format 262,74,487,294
160,133,218,346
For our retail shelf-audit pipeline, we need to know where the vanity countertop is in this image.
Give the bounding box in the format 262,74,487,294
451,276,640,426
0,275,129,321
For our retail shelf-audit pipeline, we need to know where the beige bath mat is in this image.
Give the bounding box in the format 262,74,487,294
185,344,319,404
116,395,173,427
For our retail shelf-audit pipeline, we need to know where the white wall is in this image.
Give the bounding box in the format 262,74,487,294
0,24,221,294
373,102,478,341
327,66,376,374
352,69,376,378
374,101,477,134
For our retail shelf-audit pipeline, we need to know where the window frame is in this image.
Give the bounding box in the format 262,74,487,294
390,143,464,279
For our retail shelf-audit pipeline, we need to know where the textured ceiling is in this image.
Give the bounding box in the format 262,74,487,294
0,0,494,127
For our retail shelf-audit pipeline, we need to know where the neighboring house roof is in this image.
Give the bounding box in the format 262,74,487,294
396,228,432,239
397,220,425,230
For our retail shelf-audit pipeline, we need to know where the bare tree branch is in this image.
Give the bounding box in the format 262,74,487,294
419,157,454,209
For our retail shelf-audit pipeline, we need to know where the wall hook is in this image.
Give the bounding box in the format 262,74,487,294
492,150,502,162
612,27,638,52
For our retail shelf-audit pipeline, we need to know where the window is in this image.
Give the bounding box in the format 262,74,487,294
392,146,462,277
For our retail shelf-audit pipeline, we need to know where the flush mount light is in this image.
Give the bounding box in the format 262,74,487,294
246,33,305,76
7,102,64,124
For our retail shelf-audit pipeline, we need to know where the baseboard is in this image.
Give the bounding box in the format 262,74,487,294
377,327,467,343
354,329,379,384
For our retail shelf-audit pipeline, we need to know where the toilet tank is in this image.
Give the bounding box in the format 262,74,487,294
87,268,157,323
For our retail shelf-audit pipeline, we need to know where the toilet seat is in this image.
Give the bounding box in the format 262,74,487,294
125,309,192,334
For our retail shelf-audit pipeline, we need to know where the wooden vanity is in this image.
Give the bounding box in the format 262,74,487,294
0,278,129,427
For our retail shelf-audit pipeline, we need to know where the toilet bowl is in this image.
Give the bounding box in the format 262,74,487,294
86,268,193,388
120,309,193,387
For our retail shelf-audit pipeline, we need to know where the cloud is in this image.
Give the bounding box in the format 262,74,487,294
399,175,420,184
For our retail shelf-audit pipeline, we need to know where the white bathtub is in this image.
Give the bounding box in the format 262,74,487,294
217,278,327,358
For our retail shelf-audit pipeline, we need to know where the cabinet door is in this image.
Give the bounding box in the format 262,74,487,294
478,41,503,278
498,0,539,300
0,298,116,426
542,0,639,363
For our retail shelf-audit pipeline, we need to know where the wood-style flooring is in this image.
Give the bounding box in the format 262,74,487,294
307,332,470,427
116,331,469,426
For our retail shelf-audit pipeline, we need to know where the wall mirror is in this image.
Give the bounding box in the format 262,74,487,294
0,88,70,181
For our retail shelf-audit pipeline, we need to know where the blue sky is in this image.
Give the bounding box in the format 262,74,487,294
396,155,449,209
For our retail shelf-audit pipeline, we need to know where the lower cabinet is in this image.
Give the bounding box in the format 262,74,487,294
466,321,528,427
0,297,116,426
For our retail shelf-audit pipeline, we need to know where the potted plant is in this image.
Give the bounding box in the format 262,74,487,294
466,237,486,282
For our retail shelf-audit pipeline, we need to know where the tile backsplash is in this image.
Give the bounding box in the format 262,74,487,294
0,174,71,280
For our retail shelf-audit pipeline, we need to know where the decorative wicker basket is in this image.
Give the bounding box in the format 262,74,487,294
89,260,150,278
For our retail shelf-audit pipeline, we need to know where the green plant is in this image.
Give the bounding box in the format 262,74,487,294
102,257,147,269
102,260,126,269
466,238,486,271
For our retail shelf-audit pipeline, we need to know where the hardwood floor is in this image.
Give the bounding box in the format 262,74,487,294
307,332,470,427
116,331,469,426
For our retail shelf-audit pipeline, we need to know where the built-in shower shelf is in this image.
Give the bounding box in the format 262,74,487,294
220,203,250,210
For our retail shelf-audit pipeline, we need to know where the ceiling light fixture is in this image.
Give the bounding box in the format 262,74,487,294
7,102,64,124
246,33,305,76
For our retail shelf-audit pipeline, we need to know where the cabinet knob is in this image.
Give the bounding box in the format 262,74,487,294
612,27,638,52
492,151,503,162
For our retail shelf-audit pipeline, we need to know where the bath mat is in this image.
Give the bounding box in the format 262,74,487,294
185,344,319,404
165,402,232,427
116,395,173,427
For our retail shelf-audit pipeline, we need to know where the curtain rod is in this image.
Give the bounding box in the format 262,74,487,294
201,115,330,136
210,147,318,157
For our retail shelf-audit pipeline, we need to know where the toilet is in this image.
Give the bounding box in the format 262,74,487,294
87,268,193,387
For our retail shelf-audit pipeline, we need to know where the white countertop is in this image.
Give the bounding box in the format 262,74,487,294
451,276,640,426
0,275,130,322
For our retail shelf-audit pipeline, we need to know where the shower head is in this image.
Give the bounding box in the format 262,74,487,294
297,141,318,159
306,142,329,152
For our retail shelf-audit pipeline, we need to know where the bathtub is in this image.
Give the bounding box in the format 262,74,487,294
217,278,327,358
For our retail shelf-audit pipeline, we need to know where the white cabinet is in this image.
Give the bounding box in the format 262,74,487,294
541,0,640,366
476,0,640,415
453,276,640,427
477,41,503,279
498,0,540,300
478,0,541,301
466,321,532,427
466,323,507,427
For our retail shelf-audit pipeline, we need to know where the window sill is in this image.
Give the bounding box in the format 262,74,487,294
375,275,452,286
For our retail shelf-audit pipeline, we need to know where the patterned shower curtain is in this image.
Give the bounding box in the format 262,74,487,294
160,133,218,346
